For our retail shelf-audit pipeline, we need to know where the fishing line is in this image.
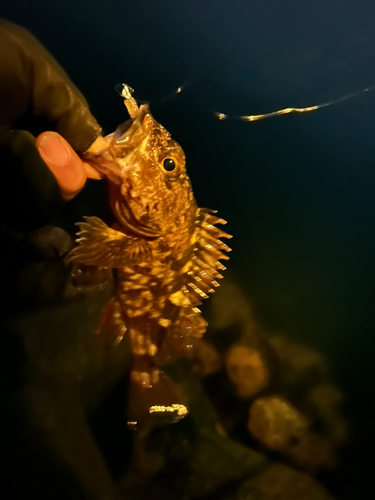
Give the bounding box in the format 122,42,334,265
214,85,375,122
115,76,192,109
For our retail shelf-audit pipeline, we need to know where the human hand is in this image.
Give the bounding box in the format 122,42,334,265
35,131,106,202
0,19,115,301
0,19,105,230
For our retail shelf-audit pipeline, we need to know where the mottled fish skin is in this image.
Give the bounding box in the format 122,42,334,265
68,104,231,406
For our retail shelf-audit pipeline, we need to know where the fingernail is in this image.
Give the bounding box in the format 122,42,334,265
37,132,71,166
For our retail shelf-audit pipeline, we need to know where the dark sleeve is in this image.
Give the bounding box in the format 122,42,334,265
0,19,101,153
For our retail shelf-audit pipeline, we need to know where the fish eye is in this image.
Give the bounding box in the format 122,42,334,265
162,157,177,172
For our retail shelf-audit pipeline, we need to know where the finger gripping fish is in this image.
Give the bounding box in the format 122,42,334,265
67,85,231,425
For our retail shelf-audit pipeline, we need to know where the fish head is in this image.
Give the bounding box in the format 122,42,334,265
84,105,196,238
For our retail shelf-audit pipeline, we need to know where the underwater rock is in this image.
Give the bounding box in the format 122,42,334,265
226,344,269,398
183,337,222,376
208,280,258,336
306,383,348,446
268,334,328,374
287,432,337,474
225,463,334,500
248,395,309,451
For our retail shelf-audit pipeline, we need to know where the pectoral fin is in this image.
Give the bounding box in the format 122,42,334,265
66,216,151,268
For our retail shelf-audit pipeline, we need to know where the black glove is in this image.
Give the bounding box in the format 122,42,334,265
0,19,102,232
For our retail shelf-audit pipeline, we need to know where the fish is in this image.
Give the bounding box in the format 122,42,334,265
67,85,232,427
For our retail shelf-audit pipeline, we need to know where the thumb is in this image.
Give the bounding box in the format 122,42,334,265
36,132,87,201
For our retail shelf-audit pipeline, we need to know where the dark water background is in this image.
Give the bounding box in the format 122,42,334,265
2,0,375,496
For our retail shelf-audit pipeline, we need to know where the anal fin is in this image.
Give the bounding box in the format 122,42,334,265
96,297,127,346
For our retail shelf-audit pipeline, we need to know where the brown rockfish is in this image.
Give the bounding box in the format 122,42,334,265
68,86,231,426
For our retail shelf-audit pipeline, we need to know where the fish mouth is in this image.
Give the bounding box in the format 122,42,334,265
82,104,152,180
112,104,152,146
82,105,162,239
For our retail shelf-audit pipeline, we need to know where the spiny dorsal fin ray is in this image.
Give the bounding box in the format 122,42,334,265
216,262,227,271
181,208,231,303
201,231,232,252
